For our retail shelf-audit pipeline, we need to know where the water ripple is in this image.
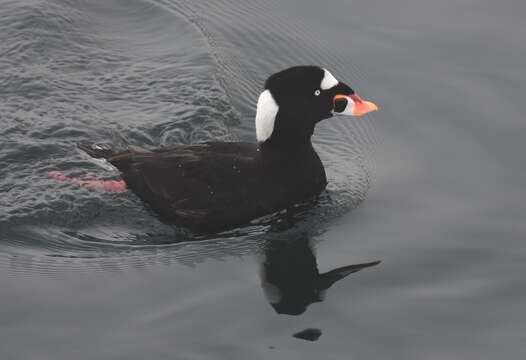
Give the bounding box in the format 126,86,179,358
0,0,379,273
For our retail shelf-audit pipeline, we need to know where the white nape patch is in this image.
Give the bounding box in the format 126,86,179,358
255,89,279,142
320,68,338,90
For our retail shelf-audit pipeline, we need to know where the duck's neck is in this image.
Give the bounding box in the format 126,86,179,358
258,137,315,155
258,137,323,173
259,110,317,150
258,136,327,193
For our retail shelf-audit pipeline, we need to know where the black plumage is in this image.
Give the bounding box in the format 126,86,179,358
91,141,326,232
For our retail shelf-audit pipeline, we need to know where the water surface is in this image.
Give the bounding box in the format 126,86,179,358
1,0,525,358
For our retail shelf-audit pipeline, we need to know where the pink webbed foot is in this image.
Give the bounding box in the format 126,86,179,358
47,171,127,193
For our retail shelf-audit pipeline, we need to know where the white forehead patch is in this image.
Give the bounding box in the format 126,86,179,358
255,89,279,142
320,68,338,90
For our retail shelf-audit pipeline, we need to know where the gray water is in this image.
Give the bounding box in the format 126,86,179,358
1,0,525,358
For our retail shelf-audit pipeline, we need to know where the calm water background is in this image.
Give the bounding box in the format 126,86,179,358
1,0,525,358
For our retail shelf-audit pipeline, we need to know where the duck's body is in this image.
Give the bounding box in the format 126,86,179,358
77,66,378,233
84,140,326,232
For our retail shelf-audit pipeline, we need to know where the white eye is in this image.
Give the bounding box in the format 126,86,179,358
314,89,321,96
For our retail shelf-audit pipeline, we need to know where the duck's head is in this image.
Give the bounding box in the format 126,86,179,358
256,66,378,146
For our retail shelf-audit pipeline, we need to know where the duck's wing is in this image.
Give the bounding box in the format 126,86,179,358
108,142,272,231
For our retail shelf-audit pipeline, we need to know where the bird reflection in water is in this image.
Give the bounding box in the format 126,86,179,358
260,236,380,315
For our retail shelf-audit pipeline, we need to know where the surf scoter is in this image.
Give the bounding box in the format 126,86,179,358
79,66,378,232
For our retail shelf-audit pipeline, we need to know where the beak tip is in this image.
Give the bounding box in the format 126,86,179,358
366,101,379,112
352,100,379,116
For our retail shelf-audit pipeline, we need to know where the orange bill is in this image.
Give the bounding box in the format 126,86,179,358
333,94,379,116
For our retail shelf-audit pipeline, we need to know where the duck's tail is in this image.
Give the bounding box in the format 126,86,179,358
77,141,116,159
77,130,130,160
48,132,130,192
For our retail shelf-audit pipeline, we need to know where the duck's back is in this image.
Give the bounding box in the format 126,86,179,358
107,141,326,232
